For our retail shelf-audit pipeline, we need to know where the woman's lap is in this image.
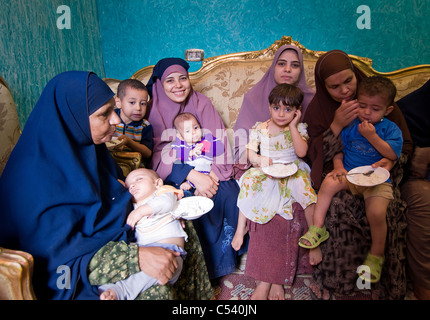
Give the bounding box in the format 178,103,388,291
192,179,247,279
313,188,407,299
245,207,312,285
88,221,214,300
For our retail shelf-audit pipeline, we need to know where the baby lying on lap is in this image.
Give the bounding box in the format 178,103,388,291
99,168,187,300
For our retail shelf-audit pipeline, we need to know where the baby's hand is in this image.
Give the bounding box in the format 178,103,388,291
127,205,152,229
126,211,143,229
180,182,192,191
191,143,204,157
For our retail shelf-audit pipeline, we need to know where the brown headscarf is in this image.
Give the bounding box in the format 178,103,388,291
304,50,413,188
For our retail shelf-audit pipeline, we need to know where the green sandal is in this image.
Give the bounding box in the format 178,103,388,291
298,225,329,249
358,252,385,283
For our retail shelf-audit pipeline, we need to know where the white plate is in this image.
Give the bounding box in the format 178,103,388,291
173,196,214,220
346,165,390,187
262,162,298,178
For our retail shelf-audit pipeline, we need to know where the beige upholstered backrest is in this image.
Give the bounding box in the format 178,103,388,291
0,76,21,176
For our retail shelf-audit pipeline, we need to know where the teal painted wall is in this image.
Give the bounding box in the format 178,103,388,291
0,0,105,128
2,0,429,126
97,0,430,79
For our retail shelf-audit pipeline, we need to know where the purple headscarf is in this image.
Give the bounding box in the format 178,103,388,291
147,58,233,181
233,44,314,178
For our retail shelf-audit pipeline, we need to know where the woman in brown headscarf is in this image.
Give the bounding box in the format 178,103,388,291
303,50,412,299
305,50,412,188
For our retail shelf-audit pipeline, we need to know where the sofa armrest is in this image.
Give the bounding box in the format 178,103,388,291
0,247,36,300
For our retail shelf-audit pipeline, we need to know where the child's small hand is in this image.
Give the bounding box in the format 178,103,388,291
111,135,127,151
127,205,152,229
126,210,143,229
176,192,184,200
289,109,302,128
180,181,192,191
327,168,347,181
179,218,186,229
259,156,273,168
358,120,376,140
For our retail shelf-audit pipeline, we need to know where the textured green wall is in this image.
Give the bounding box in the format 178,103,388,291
97,0,430,79
0,0,105,128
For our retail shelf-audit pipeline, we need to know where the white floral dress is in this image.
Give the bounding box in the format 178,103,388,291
237,120,317,224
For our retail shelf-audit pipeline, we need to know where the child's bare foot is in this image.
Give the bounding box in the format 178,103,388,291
268,284,285,300
251,281,271,300
100,289,118,300
309,247,322,265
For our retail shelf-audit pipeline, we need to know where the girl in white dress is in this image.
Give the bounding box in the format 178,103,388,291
232,83,317,299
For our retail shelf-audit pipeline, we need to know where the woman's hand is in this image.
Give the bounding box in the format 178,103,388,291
330,99,359,137
138,246,180,285
187,170,219,198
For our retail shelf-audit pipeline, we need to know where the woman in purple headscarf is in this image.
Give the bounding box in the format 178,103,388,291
147,58,247,280
233,44,315,177
232,45,316,299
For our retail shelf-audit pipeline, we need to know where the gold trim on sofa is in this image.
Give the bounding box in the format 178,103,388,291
117,36,430,101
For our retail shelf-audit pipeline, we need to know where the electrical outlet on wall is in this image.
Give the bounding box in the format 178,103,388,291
185,49,204,61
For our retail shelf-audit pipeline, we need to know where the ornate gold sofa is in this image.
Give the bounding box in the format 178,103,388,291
0,77,36,299
0,76,20,175
1,36,429,299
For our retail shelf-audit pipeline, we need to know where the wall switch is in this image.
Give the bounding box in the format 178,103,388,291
185,49,204,61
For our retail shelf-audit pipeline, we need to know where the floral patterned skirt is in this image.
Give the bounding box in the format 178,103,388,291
88,220,214,300
237,160,316,223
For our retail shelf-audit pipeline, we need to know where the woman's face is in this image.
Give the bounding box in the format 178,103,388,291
89,98,120,144
162,72,191,103
324,69,357,102
273,49,301,86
